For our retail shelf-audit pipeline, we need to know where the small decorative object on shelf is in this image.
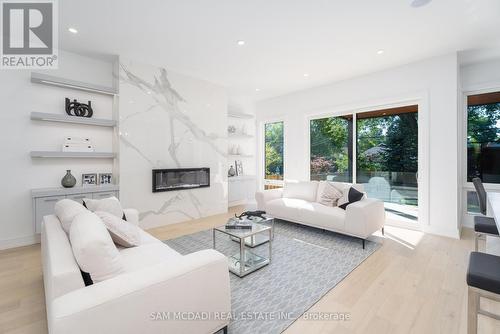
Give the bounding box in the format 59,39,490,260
235,160,243,176
228,165,236,177
62,137,94,152
99,173,113,185
228,125,236,134
61,170,77,188
65,98,93,118
82,173,98,186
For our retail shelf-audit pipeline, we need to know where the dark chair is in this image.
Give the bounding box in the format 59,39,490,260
472,178,499,251
466,252,500,333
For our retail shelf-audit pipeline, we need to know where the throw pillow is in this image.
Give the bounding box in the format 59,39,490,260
83,196,126,220
69,212,124,283
337,187,364,210
94,211,141,248
54,199,89,234
319,182,343,206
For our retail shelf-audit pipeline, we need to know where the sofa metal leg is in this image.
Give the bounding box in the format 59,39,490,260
382,227,385,236
362,239,365,249
468,287,479,334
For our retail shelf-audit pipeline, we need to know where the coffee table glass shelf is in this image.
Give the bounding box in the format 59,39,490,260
213,222,272,277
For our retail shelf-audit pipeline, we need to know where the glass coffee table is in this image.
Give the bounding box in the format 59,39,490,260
213,222,272,277
230,216,274,248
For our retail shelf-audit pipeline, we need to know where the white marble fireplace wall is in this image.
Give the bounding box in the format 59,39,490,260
119,58,228,229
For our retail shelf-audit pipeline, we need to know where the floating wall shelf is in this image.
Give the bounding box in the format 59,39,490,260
31,112,116,127
228,154,254,158
30,151,116,159
31,72,118,96
227,112,254,119
228,134,254,139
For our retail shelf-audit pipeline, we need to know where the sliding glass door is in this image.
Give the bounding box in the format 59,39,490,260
309,105,419,224
356,106,418,222
310,115,353,182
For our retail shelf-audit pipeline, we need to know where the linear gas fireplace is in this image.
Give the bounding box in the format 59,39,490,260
152,168,210,193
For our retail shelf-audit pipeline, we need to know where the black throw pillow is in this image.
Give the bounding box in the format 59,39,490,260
338,187,364,210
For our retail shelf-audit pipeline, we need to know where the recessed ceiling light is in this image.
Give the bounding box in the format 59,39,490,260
68,27,78,34
237,40,245,46
410,0,432,8
255,88,261,92
377,50,384,55
303,73,310,77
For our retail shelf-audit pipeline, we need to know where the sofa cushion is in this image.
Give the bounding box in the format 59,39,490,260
94,211,141,248
69,212,124,283
283,180,318,202
316,182,365,202
300,203,346,231
338,187,364,209
119,243,182,273
83,196,126,220
266,198,311,220
318,181,343,206
54,199,89,234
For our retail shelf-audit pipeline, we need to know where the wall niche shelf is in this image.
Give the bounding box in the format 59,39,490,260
31,112,116,127
31,72,118,96
228,134,254,139
227,112,254,119
228,154,254,158
30,151,116,159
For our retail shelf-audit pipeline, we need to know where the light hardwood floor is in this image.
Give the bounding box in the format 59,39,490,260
1,206,499,334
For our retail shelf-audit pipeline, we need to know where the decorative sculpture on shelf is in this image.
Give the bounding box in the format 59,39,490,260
65,98,93,117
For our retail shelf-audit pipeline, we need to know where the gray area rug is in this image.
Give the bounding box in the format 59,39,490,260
164,220,380,334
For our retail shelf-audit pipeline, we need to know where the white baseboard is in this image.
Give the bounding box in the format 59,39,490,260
0,235,40,251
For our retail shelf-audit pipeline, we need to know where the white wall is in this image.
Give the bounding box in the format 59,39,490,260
256,53,460,238
118,58,228,229
0,50,115,249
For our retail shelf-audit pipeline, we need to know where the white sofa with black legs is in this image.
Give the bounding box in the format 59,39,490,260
42,200,231,334
256,180,385,248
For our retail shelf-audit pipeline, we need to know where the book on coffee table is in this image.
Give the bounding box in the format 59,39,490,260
225,217,252,229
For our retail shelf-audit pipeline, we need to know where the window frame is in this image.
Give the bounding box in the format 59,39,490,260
461,87,500,225
260,118,286,190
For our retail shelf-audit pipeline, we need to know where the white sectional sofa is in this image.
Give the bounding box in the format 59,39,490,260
256,181,385,247
42,206,231,334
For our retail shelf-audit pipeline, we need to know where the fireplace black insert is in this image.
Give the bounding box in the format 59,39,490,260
152,168,210,192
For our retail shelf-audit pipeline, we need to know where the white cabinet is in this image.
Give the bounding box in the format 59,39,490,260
32,185,119,234
228,176,256,206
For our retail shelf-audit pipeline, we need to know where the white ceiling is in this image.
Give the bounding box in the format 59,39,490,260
59,0,500,100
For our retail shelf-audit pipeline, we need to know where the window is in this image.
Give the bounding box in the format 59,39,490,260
309,105,419,222
357,106,418,208
309,115,353,182
264,121,284,189
467,91,500,183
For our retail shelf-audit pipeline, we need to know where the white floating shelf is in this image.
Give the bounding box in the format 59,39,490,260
30,151,116,159
227,112,254,119
31,112,116,127
228,134,254,139
228,154,254,158
31,72,118,96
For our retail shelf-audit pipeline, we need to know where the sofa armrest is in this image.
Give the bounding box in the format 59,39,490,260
50,249,231,334
344,198,385,239
123,208,139,226
255,188,283,210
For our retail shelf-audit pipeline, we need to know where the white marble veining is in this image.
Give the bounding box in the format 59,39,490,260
119,58,228,229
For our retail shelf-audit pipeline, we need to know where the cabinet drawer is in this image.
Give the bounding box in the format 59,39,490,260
35,196,65,234
92,191,118,200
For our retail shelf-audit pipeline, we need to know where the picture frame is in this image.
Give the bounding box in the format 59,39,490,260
82,173,98,186
235,160,243,176
99,173,113,185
